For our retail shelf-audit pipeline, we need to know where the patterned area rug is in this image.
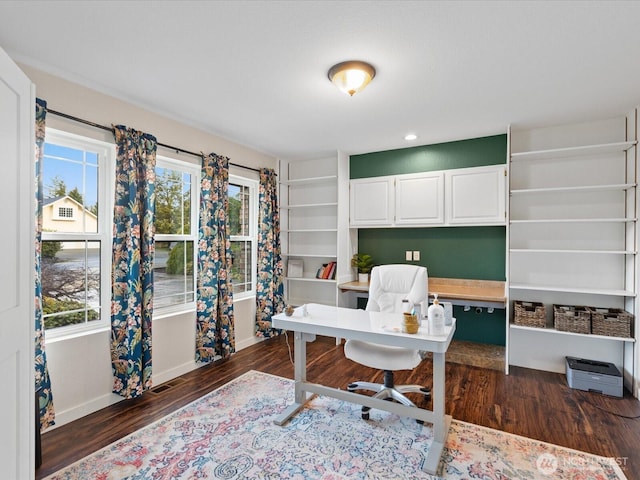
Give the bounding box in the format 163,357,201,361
45,370,627,479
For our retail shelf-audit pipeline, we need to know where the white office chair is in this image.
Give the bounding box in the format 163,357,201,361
344,264,431,420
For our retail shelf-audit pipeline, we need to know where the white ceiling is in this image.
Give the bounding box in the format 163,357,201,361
1,1,640,160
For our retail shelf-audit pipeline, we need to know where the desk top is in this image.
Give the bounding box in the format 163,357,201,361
272,303,455,353
339,276,506,306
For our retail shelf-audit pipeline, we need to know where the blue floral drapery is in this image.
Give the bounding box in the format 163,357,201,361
196,153,236,363
110,125,157,399
255,168,284,338
35,98,55,430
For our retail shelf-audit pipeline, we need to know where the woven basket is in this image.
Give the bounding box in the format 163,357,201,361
514,301,546,328
591,308,633,338
553,305,591,334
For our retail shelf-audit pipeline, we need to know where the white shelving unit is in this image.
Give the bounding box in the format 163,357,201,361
279,156,341,307
507,113,639,396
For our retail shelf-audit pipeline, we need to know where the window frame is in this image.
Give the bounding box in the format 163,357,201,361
229,174,258,300
153,154,200,316
41,129,115,339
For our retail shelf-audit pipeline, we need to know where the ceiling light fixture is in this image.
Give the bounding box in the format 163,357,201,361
404,133,418,141
328,60,376,96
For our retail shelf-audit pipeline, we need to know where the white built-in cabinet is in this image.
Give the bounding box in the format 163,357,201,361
396,172,444,225
279,153,350,307
507,113,639,396
350,165,506,228
447,165,506,225
349,177,394,226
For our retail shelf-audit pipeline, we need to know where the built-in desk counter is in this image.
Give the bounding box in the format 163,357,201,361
338,277,506,309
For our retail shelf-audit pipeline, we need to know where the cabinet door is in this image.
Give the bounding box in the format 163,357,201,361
395,172,444,225
446,165,506,225
350,177,394,226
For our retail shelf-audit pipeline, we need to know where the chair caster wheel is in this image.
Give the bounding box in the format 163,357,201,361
361,406,371,420
347,383,358,392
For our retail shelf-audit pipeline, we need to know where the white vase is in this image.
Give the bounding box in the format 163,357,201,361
358,273,369,283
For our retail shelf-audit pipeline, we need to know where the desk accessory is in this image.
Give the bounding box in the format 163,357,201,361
428,294,445,336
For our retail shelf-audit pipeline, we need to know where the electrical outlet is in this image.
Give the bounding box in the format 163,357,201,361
413,250,420,261
405,250,413,261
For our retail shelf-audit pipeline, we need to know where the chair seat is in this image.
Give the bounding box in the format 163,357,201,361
344,339,422,371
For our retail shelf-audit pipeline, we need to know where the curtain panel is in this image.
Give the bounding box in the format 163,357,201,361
34,98,55,430
255,168,284,337
110,125,157,399
196,153,235,363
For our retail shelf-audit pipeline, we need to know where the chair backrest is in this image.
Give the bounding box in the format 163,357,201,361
365,264,428,316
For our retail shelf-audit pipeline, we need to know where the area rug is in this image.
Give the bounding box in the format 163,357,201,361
44,370,627,480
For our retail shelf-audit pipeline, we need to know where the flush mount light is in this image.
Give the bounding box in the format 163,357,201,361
328,60,376,96
404,133,418,141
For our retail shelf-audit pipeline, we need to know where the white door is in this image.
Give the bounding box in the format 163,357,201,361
446,165,506,225
0,47,35,479
395,171,444,225
349,177,394,226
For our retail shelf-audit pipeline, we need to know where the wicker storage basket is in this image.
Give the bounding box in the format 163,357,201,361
591,308,633,338
514,301,546,328
553,305,591,334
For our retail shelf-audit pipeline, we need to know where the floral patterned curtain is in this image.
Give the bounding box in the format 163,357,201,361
111,125,157,399
196,153,235,363
35,98,55,430
255,168,284,337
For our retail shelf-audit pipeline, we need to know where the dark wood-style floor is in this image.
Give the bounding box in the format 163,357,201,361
37,335,640,479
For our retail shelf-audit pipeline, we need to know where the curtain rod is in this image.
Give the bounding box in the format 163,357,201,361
45,108,264,174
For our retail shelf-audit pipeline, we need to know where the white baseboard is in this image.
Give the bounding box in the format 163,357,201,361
153,360,198,386
236,335,264,351
47,393,123,431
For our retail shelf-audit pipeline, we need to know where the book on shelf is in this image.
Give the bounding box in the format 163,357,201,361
316,261,336,280
287,259,303,278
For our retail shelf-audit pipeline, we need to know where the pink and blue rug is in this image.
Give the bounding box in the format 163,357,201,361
44,370,627,479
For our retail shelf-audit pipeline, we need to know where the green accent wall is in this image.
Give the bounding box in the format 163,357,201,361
351,134,508,346
350,134,507,179
357,227,505,281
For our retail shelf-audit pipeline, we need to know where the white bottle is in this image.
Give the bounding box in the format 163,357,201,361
428,294,445,336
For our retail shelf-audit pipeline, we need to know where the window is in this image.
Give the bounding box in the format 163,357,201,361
57,207,74,219
41,130,113,335
229,176,257,298
153,156,199,312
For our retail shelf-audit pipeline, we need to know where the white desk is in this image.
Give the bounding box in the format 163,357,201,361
272,303,456,475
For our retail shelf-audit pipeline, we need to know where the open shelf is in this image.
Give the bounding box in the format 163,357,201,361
509,283,635,297
285,277,337,283
510,183,636,194
510,249,636,255
510,141,636,161
281,202,338,209
279,175,337,186
510,218,636,224
509,323,635,342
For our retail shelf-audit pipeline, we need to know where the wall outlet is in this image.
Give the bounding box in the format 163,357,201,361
413,250,420,261
405,250,413,261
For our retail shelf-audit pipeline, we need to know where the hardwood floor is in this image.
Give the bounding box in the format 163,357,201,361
37,335,640,479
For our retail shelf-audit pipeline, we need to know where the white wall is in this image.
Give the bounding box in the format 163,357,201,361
22,64,276,429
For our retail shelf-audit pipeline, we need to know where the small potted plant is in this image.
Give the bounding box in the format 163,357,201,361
351,253,374,283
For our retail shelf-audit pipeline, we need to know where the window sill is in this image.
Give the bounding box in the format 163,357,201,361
45,325,110,344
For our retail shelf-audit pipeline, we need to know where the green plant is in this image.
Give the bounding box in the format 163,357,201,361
351,253,374,274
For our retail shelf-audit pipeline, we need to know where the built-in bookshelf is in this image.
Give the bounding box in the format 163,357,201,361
279,156,340,307
507,113,638,396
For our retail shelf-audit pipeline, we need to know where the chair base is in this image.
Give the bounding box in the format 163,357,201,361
347,370,430,421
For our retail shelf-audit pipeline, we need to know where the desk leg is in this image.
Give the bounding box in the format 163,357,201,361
424,351,450,475
274,331,312,425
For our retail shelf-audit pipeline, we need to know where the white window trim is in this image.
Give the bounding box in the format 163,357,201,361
42,129,115,339
153,154,200,315
229,174,258,300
